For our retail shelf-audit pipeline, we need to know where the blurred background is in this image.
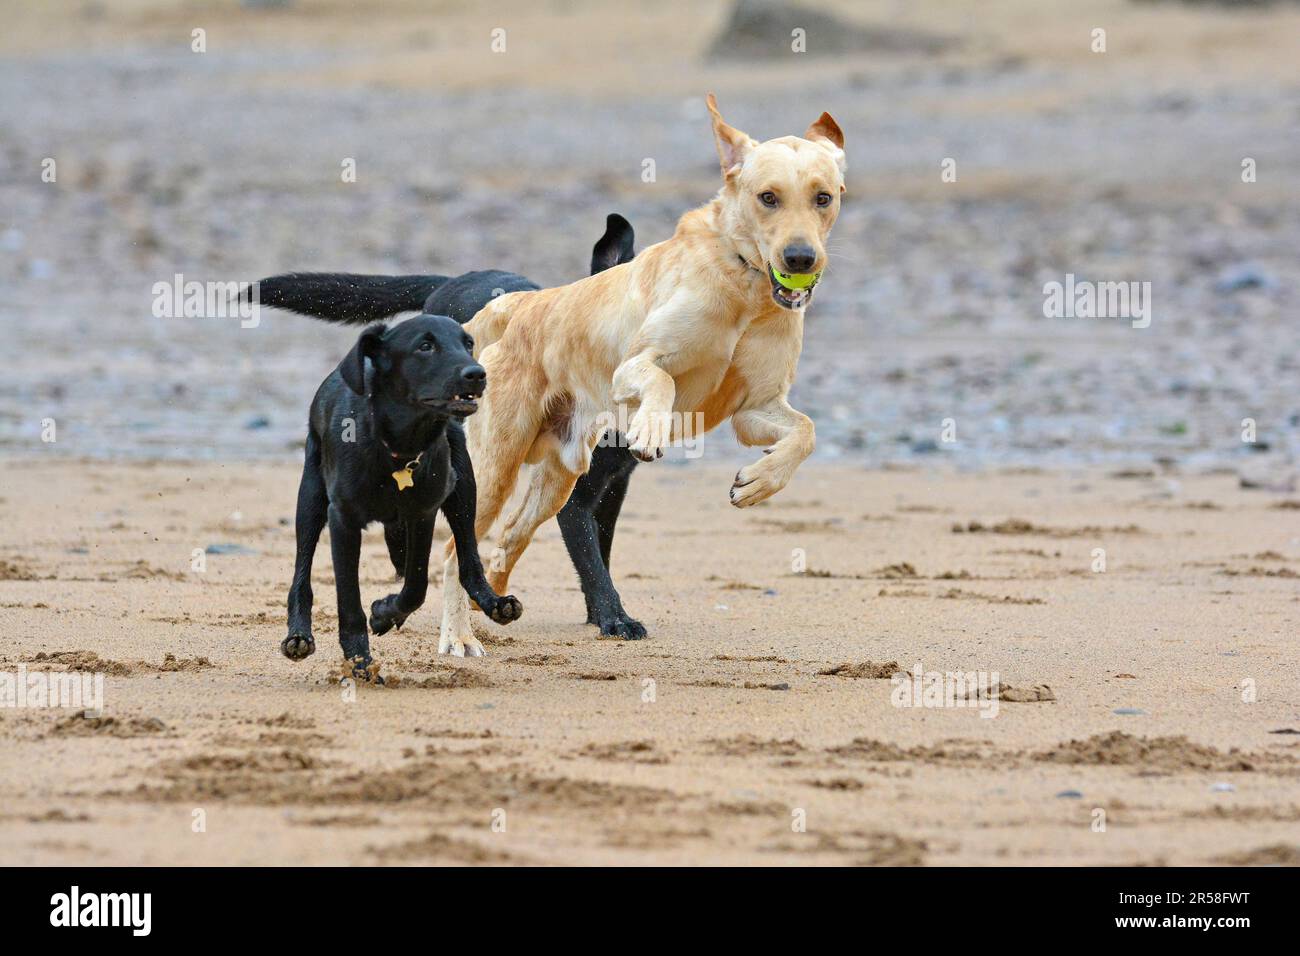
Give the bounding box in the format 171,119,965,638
0,0,1296,479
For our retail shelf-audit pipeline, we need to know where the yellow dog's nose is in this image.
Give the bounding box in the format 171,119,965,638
781,243,817,273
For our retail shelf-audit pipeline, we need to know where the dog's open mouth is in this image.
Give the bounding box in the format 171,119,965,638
426,392,482,415
767,266,819,310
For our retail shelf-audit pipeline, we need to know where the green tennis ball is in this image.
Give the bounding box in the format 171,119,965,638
772,270,820,290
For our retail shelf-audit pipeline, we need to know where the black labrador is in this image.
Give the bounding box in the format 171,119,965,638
255,214,644,640
285,314,522,679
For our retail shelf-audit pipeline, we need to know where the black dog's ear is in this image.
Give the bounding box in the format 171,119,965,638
338,323,387,394
590,213,635,275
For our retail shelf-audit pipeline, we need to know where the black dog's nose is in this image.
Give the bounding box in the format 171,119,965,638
781,243,817,273
460,365,486,388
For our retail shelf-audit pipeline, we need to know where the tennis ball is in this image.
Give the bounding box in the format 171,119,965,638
771,270,820,290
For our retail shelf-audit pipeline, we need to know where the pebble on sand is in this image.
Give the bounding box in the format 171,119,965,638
205,543,258,555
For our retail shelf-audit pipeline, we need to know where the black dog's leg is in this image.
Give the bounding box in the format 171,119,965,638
369,516,434,635
284,433,326,661
556,477,612,624
442,426,522,624
383,520,406,579
556,439,646,640
593,440,638,571
327,505,375,680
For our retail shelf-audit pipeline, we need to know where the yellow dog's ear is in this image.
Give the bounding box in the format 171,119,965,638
804,112,844,149
804,111,846,176
706,93,755,179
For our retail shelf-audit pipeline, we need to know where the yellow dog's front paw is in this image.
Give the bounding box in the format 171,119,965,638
729,459,787,508
625,411,669,462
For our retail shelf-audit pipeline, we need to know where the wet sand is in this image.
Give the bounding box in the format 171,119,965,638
1,459,1297,865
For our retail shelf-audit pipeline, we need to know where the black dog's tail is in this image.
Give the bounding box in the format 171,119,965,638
245,272,451,324
246,212,634,324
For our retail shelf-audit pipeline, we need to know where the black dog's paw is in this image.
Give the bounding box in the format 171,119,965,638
368,594,409,636
485,594,523,625
341,655,385,685
281,632,316,661
595,612,647,641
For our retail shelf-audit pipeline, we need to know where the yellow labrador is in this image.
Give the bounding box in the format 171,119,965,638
438,94,846,655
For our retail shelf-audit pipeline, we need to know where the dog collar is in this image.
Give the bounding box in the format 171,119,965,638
379,436,422,461
366,395,426,490
371,398,425,462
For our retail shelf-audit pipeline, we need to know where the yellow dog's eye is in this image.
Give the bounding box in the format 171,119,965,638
815,192,833,207
758,191,778,207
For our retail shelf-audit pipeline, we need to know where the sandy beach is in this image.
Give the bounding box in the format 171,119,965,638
1,458,1296,865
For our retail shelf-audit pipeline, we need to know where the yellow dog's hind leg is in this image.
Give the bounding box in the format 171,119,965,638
438,441,529,656
488,454,582,595
438,550,482,657
439,451,575,657
436,367,540,657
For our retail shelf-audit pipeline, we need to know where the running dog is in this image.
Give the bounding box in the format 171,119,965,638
436,94,846,655
284,315,522,677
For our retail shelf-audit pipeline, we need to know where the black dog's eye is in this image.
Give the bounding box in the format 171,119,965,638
418,341,435,352
463,337,474,351
815,192,833,207
758,191,778,207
